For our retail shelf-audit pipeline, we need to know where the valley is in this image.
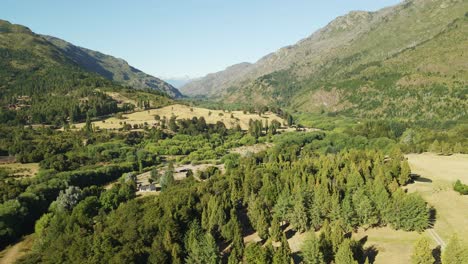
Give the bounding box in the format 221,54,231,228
1,0,468,263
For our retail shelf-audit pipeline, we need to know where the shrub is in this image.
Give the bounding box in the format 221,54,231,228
453,180,468,195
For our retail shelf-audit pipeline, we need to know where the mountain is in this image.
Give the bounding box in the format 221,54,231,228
42,35,182,98
181,0,468,121
164,76,196,88
180,62,252,97
0,19,173,125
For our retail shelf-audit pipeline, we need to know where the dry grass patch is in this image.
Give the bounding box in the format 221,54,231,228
353,227,425,264
74,104,286,130
0,163,39,177
105,92,138,107
0,235,34,264
230,143,273,157
406,153,468,246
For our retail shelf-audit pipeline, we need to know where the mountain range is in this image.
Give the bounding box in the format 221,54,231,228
0,19,181,98
181,0,468,121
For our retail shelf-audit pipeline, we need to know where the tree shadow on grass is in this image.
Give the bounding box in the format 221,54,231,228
237,207,256,238
432,245,441,264
292,252,303,264
285,228,297,240
363,245,379,264
412,173,432,183
429,207,437,228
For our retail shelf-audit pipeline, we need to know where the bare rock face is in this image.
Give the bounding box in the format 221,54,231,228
180,0,468,121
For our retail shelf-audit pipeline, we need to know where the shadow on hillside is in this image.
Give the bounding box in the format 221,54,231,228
432,245,441,264
429,207,437,228
363,245,379,264
237,207,256,239
412,173,432,183
292,252,302,264
285,228,297,240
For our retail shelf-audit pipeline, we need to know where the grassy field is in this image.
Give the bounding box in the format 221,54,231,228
0,235,34,264
74,104,286,130
279,153,468,263
353,227,425,264
0,162,39,177
406,153,468,246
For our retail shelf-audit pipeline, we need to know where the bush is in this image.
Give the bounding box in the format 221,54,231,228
453,180,468,195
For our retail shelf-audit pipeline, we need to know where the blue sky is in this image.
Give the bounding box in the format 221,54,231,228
2,0,401,78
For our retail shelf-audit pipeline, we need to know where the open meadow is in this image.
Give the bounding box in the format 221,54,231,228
0,162,39,178
74,104,286,130
406,153,468,246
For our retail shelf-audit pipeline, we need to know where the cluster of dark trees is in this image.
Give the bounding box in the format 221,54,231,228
248,118,282,139
9,130,431,263
170,116,230,136
0,46,121,125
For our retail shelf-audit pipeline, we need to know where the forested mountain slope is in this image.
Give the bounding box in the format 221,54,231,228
0,19,173,125
182,0,468,121
43,35,182,98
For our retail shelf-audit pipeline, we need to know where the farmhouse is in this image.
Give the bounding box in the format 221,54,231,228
138,183,157,192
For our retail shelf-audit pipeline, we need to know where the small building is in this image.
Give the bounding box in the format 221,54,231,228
138,183,157,192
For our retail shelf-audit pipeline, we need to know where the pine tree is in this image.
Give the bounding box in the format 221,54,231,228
318,229,334,264
399,160,411,186
352,189,378,227
247,196,270,239
203,233,220,264
309,203,322,231
84,112,92,133
288,194,309,232
185,221,204,264
301,233,325,264
411,237,434,264
273,234,291,264
270,215,282,241
273,192,292,222
244,243,268,264
330,221,345,253
160,164,175,190
453,142,463,153
228,248,239,264
335,239,358,264
185,221,219,264
340,194,357,231
429,140,441,154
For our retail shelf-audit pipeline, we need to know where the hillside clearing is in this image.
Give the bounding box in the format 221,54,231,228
352,227,425,264
135,163,225,196
406,153,468,246
0,163,39,177
0,235,34,264
73,104,286,130
230,143,273,157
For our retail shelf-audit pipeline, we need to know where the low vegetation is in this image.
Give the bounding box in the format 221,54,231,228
453,180,468,195
1,123,431,263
